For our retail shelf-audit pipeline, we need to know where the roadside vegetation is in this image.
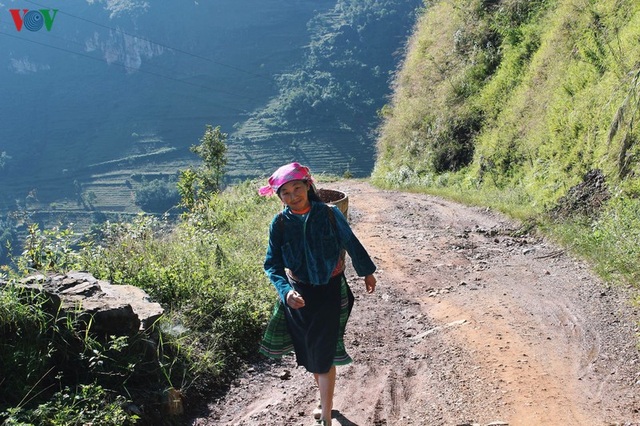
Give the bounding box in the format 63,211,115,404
0,127,282,424
373,0,640,290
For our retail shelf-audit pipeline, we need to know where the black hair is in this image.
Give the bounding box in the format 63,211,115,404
307,184,321,202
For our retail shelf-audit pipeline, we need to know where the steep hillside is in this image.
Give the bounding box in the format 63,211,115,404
0,0,333,212
374,0,640,208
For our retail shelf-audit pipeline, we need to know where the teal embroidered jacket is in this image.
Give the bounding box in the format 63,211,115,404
264,201,376,302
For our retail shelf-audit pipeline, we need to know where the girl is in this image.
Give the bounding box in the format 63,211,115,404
259,162,377,426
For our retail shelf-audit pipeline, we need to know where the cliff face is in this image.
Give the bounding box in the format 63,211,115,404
374,0,640,208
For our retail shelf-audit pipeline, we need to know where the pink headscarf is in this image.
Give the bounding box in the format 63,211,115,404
259,162,314,197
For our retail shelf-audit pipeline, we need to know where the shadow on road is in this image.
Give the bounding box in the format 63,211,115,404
333,410,359,426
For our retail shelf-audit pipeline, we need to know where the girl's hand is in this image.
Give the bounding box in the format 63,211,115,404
364,274,377,294
286,290,305,309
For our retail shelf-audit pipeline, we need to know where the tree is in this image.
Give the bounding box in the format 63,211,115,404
134,178,179,213
191,125,228,192
178,125,228,210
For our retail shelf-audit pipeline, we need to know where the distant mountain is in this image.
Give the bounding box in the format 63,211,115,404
229,1,423,181
0,0,420,217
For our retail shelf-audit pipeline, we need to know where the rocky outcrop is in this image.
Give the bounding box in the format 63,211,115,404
4,271,163,336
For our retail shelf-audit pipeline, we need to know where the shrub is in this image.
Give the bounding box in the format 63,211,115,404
0,284,142,425
77,180,279,391
2,178,281,423
2,383,135,426
134,178,180,213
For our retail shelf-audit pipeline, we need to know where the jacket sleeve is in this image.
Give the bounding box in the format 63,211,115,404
332,206,376,277
263,215,294,303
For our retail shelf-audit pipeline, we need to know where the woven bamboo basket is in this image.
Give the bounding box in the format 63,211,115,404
318,188,349,219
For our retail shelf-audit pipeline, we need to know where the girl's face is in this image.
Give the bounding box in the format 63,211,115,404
278,180,310,211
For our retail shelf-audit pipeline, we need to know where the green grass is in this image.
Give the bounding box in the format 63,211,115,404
77,180,281,377
0,284,138,425
1,179,283,424
542,196,640,284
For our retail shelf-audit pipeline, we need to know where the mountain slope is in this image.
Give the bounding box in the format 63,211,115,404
0,0,420,215
374,0,640,209
228,0,422,181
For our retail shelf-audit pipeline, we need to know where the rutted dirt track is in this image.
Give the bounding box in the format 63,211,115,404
190,181,640,426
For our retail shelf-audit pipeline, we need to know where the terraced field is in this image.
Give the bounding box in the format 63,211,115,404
228,117,374,182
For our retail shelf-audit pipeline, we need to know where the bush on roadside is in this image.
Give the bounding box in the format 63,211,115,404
0,180,282,424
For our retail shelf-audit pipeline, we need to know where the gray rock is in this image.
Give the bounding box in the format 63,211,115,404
5,271,163,336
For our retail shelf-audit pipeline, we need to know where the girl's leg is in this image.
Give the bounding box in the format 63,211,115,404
314,365,336,423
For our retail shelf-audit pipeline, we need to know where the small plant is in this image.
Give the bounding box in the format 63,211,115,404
17,223,80,274
178,125,228,210
2,383,137,426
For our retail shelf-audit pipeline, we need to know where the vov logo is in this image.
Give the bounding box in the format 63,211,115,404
9,9,59,32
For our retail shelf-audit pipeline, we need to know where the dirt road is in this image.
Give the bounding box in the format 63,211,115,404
190,180,640,426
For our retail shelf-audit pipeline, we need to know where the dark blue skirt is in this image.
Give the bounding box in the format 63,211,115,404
285,273,354,373
259,273,355,373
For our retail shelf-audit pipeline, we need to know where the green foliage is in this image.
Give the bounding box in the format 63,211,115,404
191,125,228,191
607,67,640,178
378,0,640,196
0,286,52,407
134,177,180,213
2,383,136,426
373,0,640,285
0,284,143,425
77,180,279,386
178,125,228,210
17,223,81,274
544,195,640,283
431,112,483,173
176,168,199,211
2,178,281,423
0,216,17,264
374,0,554,184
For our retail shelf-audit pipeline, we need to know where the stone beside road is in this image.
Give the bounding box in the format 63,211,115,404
2,271,163,336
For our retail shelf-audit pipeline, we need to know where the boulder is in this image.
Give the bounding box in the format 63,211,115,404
7,271,163,336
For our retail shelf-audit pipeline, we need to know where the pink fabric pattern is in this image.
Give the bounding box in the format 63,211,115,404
259,162,314,196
